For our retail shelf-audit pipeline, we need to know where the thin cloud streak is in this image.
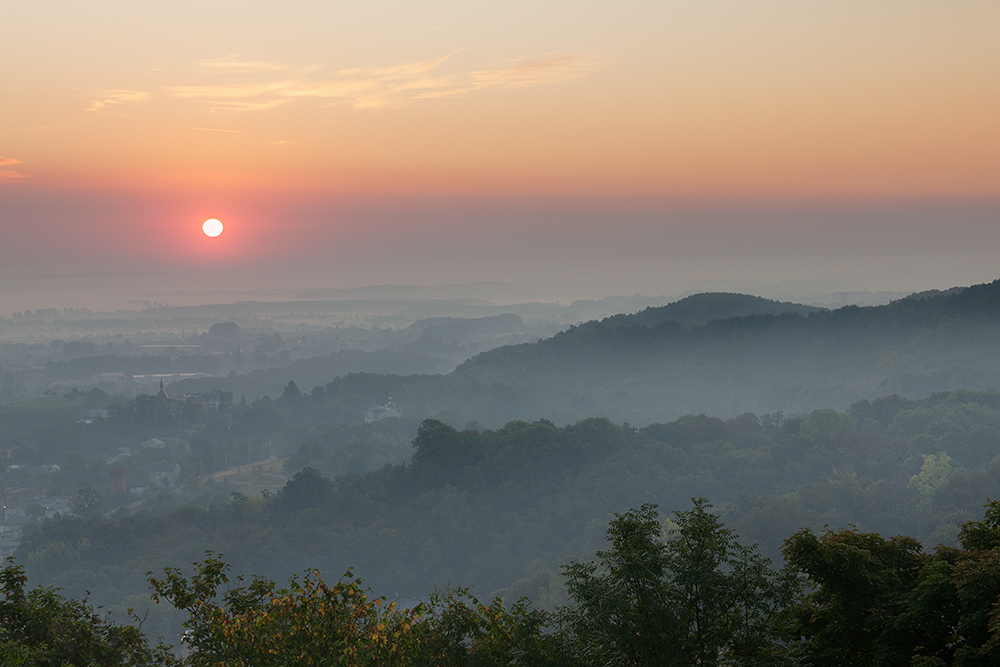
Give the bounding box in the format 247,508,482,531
0,171,29,184
468,54,602,88
202,99,294,112
89,52,604,114
197,56,288,72
169,81,299,99
0,157,28,183
86,90,149,112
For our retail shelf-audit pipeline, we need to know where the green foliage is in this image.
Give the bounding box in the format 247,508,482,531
412,418,483,478
15,390,1000,656
910,452,952,499
280,380,301,400
798,409,855,445
560,504,680,666
11,499,1000,666
69,487,104,520
559,500,801,666
275,466,334,511
149,552,420,666
782,500,1000,666
783,527,928,666
0,558,176,667
410,587,557,667
284,439,327,471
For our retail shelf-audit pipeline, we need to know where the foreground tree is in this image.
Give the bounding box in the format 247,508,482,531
559,500,801,667
409,587,558,667
149,554,561,666
148,552,420,666
0,559,176,667
783,499,1000,667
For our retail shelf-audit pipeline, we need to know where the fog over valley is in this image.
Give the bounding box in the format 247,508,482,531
3,278,1000,659
4,1,1000,662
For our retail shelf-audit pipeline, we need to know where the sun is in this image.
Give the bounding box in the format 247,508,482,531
202,218,224,237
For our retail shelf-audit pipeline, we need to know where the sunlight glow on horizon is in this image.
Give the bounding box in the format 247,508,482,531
2,2,999,292
3,2,997,200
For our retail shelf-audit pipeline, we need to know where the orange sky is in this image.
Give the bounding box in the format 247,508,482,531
2,1,999,300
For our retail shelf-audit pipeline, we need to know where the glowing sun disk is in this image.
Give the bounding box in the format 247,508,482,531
202,218,224,237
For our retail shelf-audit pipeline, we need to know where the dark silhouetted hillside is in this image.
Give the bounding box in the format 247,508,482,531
578,292,824,330
450,279,1000,423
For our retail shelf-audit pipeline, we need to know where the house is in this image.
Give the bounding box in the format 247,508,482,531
364,398,403,423
176,390,223,413
105,447,134,465
0,486,44,508
141,438,166,449
149,461,181,486
79,408,110,425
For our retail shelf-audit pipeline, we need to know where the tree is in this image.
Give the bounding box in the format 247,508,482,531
70,487,104,520
276,466,334,511
952,500,1000,666
148,553,420,667
0,559,177,666
910,451,952,500
781,502,1000,667
559,500,800,667
782,527,929,666
411,419,482,484
281,380,301,401
560,504,681,666
409,587,556,667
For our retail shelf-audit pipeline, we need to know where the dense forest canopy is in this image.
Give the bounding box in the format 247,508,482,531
8,498,1000,665
5,280,1000,660
11,388,1000,646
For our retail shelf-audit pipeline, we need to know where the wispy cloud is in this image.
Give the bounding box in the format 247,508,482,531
0,171,28,184
170,51,602,111
86,52,604,115
198,56,289,72
86,90,149,112
190,127,241,133
170,81,296,99
468,54,602,89
0,157,28,184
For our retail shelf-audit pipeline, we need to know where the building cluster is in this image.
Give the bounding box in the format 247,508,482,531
0,432,185,557
364,397,403,423
0,486,70,559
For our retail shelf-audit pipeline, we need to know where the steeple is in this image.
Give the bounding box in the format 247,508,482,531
157,379,168,399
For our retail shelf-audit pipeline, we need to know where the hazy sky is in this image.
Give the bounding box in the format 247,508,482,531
2,1,999,308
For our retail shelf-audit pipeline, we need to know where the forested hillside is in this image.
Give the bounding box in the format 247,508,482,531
8,281,1000,657
15,389,1000,645
452,279,1000,422
158,279,1000,427
11,498,1000,665
575,291,823,329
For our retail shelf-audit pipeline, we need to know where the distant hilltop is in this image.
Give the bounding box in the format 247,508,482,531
574,292,825,330
450,278,1000,423
157,278,1000,427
